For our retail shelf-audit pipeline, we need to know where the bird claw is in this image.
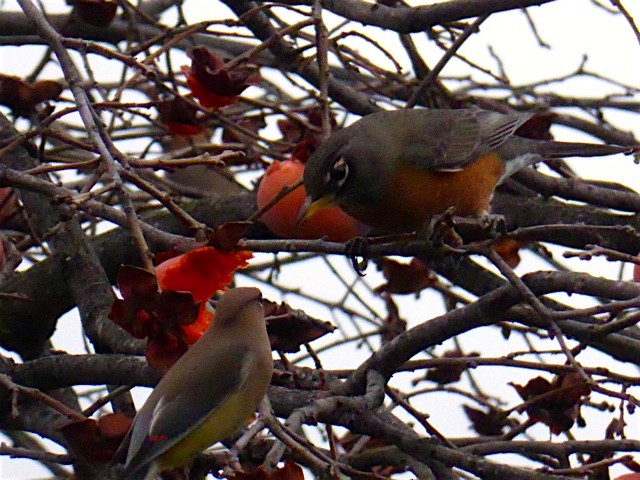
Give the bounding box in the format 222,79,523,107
420,207,463,247
480,214,507,236
345,236,369,275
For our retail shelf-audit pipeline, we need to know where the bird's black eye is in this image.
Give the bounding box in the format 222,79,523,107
327,157,349,188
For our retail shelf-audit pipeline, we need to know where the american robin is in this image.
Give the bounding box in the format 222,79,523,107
299,108,634,234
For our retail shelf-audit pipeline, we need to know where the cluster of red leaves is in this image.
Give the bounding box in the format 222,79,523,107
182,47,260,109
0,74,62,117
511,372,591,435
263,300,335,352
109,247,252,371
66,0,118,26
236,460,304,480
60,413,132,464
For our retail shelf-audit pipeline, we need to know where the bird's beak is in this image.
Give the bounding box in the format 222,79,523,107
297,195,335,225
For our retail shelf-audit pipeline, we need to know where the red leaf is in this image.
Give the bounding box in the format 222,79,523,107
182,47,260,109
108,265,200,369
155,246,252,302
111,247,251,369
145,329,189,372
181,304,214,345
156,97,205,136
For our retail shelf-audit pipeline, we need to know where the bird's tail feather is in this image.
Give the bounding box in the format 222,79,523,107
536,140,637,158
499,137,638,181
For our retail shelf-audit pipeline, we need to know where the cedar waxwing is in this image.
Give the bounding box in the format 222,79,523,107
119,287,272,480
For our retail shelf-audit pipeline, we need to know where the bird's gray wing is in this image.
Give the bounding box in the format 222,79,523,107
398,109,533,171
122,345,252,478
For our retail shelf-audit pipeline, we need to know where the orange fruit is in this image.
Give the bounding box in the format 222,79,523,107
256,159,365,242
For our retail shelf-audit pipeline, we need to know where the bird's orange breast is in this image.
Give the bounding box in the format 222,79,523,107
356,152,506,232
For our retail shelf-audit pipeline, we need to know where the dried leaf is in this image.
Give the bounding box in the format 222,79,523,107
97,413,132,439
511,372,591,435
276,107,337,152
109,266,200,340
264,300,335,352
375,257,437,295
156,96,204,136
0,188,19,224
207,222,252,251
60,413,131,464
145,329,189,372
463,405,508,436
426,350,479,385
222,115,266,144
67,0,118,27
492,238,528,269
0,234,22,281
515,113,554,141
380,295,406,344
0,75,62,117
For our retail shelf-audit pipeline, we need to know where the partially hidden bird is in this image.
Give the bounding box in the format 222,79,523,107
119,287,273,480
300,108,635,233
